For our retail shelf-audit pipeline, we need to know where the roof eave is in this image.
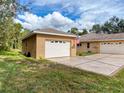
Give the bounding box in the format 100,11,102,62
33,31,76,37
22,31,76,40
80,39,124,42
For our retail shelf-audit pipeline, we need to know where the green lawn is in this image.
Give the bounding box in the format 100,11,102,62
0,50,124,93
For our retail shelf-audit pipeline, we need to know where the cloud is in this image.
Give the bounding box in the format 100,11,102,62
16,0,124,31
15,12,78,31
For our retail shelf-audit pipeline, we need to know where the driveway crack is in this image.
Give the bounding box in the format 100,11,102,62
74,55,111,67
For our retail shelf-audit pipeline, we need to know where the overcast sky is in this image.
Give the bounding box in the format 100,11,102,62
15,0,124,31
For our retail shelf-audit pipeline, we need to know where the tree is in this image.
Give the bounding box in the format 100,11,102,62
118,19,124,33
0,0,18,50
91,24,102,33
12,23,23,49
101,21,111,34
0,18,23,50
78,29,88,36
68,27,78,35
102,16,120,34
90,16,124,34
21,29,30,38
0,0,16,22
82,29,88,35
0,18,14,50
68,28,88,36
0,0,32,50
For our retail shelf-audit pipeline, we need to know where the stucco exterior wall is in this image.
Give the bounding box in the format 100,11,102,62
36,34,76,59
77,42,100,53
22,35,36,58
77,40,124,54
22,34,76,59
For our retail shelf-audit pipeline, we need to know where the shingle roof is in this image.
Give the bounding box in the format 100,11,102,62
22,28,76,40
80,33,124,42
34,28,75,36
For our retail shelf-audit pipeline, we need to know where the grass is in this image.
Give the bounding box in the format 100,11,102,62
0,50,124,93
77,51,96,56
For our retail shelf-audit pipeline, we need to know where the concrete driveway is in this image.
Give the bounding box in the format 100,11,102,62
48,54,124,76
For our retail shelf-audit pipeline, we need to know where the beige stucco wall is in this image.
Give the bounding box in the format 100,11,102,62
22,35,36,58
36,34,76,59
77,40,124,54
77,42,100,53
22,34,76,59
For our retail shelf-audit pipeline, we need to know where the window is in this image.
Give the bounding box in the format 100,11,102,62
59,41,62,43
77,43,82,47
80,43,82,46
51,41,54,43
55,41,58,43
87,43,90,48
119,42,122,44
63,41,66,43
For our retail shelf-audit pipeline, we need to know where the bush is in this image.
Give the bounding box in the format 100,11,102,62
78,52,83,56
77,51,95,56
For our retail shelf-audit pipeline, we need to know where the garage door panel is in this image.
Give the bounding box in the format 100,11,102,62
45,41,70,58
100,42,124,54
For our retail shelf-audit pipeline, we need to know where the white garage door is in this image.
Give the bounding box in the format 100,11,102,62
45,40,70,58
100,42,124,54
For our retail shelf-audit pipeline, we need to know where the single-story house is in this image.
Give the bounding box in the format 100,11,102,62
22,28,77,59
77,33,124,54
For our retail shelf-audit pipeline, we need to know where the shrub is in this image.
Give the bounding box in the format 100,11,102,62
77,51,95,56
